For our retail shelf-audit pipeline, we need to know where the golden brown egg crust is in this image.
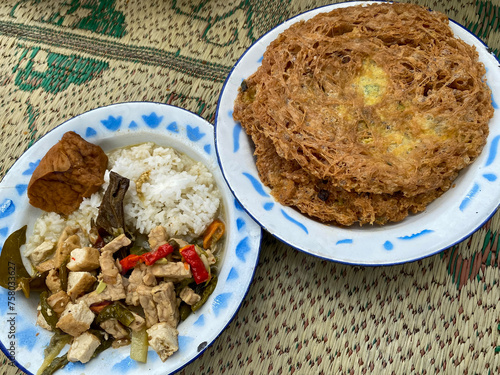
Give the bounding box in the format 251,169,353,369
234,3,493,199
251,130,443,225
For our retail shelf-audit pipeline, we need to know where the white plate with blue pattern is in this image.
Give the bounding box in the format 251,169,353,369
215,1,500,265
0,102,262,375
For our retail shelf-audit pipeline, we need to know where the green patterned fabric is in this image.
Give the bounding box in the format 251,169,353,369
0,0,499,374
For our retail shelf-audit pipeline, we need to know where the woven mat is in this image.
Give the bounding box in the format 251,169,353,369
1,0,499,373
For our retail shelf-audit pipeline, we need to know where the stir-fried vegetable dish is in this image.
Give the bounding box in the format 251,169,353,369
0,134,226,374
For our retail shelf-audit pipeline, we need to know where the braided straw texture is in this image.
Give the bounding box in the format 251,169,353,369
0,0,499,374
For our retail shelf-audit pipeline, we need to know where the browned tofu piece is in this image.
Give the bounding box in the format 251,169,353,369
147,322,179,362
67,247,100,272
67,272,97,301
56,301,95,336
67,331,101,363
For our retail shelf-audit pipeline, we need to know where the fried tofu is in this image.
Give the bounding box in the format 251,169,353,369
56,301,95,337
67,247,100,272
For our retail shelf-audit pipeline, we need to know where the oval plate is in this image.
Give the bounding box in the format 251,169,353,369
215,1,500,265
0,102,262,375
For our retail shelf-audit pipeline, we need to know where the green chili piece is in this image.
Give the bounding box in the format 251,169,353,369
36,332,71,375
191,275,218,312
39,291,58,330
96,301,135,326
39,354,69,375
92,337,113,359
174,278,194,295
18,272,47,299
59,256,70,292
179,303,192,321
129,245,148,256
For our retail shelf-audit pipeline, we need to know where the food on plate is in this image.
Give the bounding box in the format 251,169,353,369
27,131,108,215
233,2,494,225
2,138,226,374
252,131,439,225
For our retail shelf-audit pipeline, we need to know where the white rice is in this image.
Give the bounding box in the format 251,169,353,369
25,142,221,258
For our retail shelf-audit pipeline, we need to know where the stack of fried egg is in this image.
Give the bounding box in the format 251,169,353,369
233,2,494,226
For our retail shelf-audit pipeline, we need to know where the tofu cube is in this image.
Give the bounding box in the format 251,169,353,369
67,332,101,363
67,247,100,272
67,272,96,301
28,240,54,265
36,305,53,332
147,322,179,362
56,301,95,336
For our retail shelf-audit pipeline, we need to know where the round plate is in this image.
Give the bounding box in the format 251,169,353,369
0,102,262,375
215,1,500,265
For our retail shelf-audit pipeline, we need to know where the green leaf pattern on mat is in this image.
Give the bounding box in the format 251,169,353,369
10,0,126,38
13,45,109,94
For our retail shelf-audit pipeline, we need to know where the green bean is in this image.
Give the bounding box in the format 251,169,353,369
92,337,113,359
96,301,135,326
39,355,69,375
39,291,58,330
37,331,71,375
179,303,192,321
191,275,218,312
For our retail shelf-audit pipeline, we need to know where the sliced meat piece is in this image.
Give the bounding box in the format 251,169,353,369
137,285,158,328
125,263,157,306
77,275,126,306
152,282,179,328
179,287,201,306
101,234,131,254
46,291,71,315
148,226,168,252
150,262,192,281
99,250,120,285
99,234,131,285
147,322,179,362
100,318,129,339
36,227,80,272
45,269,62,294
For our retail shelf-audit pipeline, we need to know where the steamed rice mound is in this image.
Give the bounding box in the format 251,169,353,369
26,143,221,256
108,143,220,236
